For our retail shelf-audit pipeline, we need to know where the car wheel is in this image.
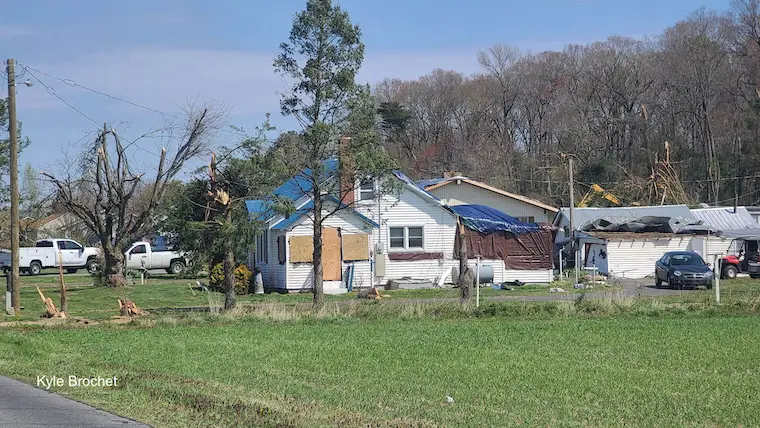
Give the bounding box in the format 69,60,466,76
66,268,77,274
29,261,42,276
655,277,663,288
86,258,99,274
706,281,713,290
170,260,185,275
722,265,738,280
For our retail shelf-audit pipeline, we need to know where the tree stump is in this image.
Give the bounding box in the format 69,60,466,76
118,298,149,317
36,287,65,318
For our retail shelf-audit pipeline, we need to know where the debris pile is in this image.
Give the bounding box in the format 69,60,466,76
118,298,149,317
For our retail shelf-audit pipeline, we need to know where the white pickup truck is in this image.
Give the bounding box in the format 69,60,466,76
124,241,187,274
17,239,101,275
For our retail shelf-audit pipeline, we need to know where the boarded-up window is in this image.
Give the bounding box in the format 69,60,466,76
289,236,313,263
277,235,286,264
342,233,369,261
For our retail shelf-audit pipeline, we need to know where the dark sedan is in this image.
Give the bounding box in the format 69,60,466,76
655,251,713,290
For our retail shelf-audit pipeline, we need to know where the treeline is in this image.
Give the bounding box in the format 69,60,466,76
373,2,760,208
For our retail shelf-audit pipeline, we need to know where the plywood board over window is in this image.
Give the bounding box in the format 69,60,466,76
342,233,369,261
322,227,342,281
289,236,313,263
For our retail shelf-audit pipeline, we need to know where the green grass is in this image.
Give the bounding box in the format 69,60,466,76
1,276,618,322
1,315,759,427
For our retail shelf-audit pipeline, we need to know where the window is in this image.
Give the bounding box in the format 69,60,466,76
358,179,375,201
131,245,147,254
65,241,82,251
389,226,424,250
518,216,536,223
255,230,269,264
389,227,405,249
57,241,67,250
278,235,286,264
36,240,54,248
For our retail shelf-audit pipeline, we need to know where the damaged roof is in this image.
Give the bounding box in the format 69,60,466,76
690,207,756,231
559,205,697,230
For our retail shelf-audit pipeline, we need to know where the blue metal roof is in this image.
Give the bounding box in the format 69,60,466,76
272,158,339,201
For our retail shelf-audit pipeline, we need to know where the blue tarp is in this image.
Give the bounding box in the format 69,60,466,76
449,204,540,235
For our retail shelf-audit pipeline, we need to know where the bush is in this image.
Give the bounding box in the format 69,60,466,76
209,263,252,295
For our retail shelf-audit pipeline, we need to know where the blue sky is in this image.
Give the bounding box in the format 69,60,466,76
1,0,732,180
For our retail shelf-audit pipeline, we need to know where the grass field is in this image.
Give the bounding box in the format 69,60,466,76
1,314,759,427
2,276,760,427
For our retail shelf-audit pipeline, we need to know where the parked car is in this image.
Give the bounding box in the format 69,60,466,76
655,251,713,290
124,241,187,274
15,239,101,275
719,237,760,279
0,249,10,274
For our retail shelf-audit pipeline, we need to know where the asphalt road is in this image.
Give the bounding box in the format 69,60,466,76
0,376,149,427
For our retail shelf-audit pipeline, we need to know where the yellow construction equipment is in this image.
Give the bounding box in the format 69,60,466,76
577,184,621,208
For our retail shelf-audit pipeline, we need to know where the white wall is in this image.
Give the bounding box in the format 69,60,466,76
605,237,691,279
285,207,374,291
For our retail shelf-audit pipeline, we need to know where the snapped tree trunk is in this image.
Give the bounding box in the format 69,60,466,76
102,244,126,287
457,221,472,305
223,208,237,310
312,196,324,310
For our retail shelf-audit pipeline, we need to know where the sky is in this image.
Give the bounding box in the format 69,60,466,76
0,0,733,181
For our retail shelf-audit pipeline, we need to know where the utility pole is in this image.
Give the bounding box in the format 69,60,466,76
6,59,20,314
566,154,578,286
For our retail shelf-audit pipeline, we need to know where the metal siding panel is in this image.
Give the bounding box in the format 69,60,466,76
607,237,690,279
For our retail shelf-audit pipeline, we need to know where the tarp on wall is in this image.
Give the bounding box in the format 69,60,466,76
455,229,553,269
449,204,540,235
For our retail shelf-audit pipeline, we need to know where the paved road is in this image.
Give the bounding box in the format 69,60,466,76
0,376,149,427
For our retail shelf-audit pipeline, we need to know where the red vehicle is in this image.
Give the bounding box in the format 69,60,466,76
720,238,760,279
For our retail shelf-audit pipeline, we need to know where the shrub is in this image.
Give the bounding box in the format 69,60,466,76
209,263,252,295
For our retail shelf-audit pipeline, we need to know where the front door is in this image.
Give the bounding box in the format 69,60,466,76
126,244,149,269
322,227,342,281
56,241,79,266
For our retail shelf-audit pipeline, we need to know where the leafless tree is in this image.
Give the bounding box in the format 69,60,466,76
41,104,222,286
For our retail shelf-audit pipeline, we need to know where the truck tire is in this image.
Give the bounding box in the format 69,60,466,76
86,258,99,274
29,261,42,276
722,265,738,280
169,260,185,275
66,268,78,274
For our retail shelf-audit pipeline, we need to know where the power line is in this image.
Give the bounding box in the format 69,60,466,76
18,62,248,139
24,67,100,127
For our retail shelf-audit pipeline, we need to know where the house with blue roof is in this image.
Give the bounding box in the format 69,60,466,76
246,158,554,293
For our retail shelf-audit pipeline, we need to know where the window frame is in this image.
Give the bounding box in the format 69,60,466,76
387,225,425,251
131,244,147,255
357,178,376,201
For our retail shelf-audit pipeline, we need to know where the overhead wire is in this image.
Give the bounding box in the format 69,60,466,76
18,63,248,140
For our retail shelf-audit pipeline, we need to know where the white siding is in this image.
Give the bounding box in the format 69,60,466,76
705,236,736,262
426,182,555,223
285,208,374,291
606,237,691,279
356,187,554,285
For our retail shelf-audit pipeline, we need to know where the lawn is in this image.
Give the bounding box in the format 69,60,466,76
0,276,619,322
1,315,759,427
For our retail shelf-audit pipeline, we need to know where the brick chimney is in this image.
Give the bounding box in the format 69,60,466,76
339,136,355,205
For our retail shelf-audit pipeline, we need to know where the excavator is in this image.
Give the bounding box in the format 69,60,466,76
577,184,622,208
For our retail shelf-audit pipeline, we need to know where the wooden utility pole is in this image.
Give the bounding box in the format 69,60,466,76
566,154,579,285
6,59,20,314
58,252,67,314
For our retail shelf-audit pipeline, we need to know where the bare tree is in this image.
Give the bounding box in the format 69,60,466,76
41,105,221,286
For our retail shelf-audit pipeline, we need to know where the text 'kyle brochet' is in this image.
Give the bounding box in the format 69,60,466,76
37,375,118,390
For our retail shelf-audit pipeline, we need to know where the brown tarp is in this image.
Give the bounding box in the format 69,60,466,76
388,252,444,261
454,229,553,269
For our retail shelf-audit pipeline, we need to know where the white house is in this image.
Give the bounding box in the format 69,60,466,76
419,175,558,224
247,161,554,293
